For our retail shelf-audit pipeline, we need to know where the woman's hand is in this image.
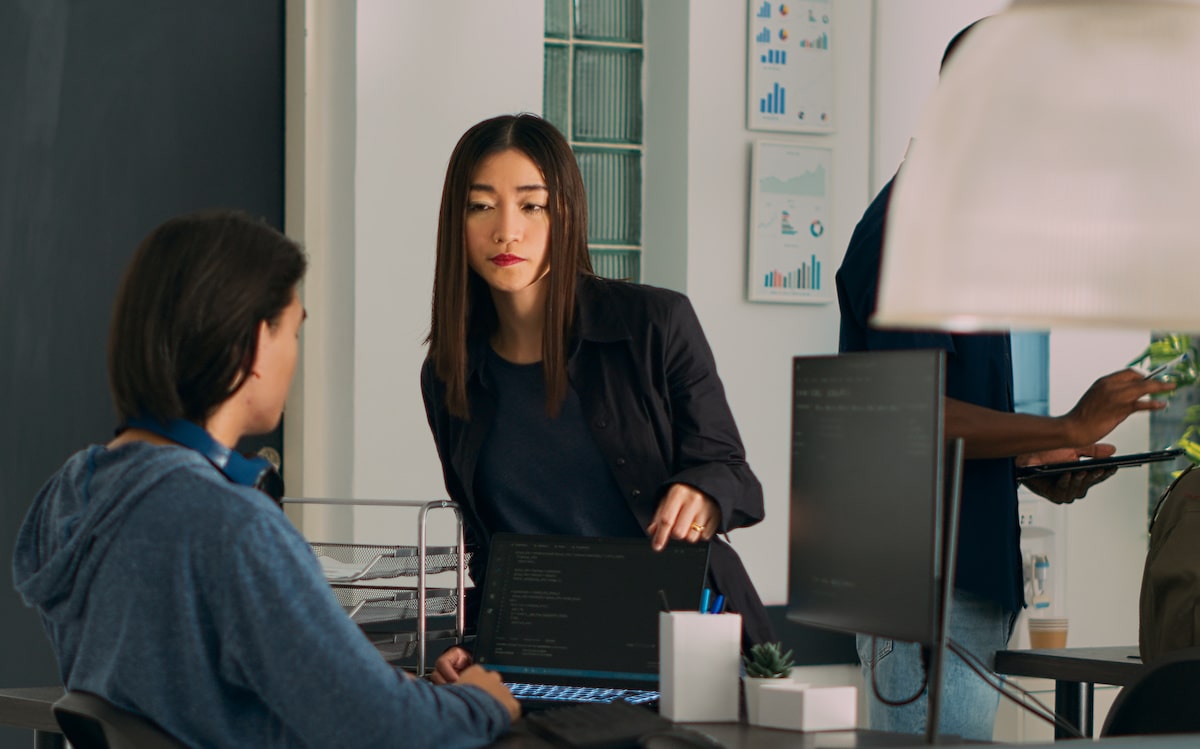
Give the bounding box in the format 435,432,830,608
647,483,720,551
430,645,474,685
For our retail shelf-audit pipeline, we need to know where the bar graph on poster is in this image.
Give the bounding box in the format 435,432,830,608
747,0,833,133
748,141,832,304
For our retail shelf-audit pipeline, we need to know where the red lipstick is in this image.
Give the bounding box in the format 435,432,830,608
491,254,522,267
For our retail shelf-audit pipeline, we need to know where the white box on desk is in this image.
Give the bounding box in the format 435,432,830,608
757,682,857,732
658,611,741,722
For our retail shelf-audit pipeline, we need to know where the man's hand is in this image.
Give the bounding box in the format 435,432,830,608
647,483,720,551
430,645,474,685
1063,369,1175,446
456,665,521,722
1017,445,1118,504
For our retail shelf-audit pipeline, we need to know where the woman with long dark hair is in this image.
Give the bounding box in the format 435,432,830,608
422,114,773,683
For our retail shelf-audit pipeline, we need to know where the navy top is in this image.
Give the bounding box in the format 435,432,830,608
836,178,1023,613
476,347,645,538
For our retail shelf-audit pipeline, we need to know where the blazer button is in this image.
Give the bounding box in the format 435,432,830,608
596,419,608,429
616,457,626,466
631,489,641,498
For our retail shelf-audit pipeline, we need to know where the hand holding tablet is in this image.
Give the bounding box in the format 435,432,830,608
1016,448,1184,480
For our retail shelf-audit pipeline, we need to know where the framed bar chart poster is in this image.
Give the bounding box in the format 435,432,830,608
747,140,832,304
747,0,833,133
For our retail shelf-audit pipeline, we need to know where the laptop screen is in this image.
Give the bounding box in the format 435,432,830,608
474,534,711,688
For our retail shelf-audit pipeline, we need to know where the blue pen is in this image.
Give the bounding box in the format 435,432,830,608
711,594,726,614
699,588,712,614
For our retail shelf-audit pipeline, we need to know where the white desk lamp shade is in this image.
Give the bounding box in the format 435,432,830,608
874,0,1200,333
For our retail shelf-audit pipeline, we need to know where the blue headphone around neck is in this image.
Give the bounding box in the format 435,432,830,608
126,417,284,504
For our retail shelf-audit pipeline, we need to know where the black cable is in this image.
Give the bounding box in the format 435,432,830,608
865,634,1087,738
949,640,1078,736
946,638,1086,739
868,636,928,707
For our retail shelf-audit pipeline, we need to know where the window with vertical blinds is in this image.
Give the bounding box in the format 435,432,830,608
544,0,644,282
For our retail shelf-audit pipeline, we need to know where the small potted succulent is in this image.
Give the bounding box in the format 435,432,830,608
742,641,795,725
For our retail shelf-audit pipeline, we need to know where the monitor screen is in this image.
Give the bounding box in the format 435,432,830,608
787,349,947,646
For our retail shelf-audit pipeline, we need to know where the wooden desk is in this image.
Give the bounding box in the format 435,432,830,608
0,687,65,748
994,646,1144,740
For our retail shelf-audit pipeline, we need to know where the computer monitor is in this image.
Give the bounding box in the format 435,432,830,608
786,349,962,743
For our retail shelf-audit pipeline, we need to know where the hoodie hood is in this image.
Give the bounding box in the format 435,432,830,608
13,442,208,619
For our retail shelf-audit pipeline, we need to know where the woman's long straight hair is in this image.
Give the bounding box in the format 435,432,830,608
427,114,594,419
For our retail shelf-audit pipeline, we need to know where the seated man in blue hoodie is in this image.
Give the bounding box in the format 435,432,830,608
12,210,519,748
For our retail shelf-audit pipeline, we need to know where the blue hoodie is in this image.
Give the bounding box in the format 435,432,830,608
12,441,511,748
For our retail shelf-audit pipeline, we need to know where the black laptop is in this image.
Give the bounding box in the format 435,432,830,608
473,533,711,712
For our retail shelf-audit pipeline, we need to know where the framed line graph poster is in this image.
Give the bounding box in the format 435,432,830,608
747,0,834,133
747,140,832,304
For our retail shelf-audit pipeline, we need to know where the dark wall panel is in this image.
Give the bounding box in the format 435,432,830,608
0,2,283,744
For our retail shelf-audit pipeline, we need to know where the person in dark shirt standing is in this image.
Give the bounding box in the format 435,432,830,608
835,20,1174,741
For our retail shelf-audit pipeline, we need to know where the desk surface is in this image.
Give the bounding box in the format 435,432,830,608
16,686,1189,748
0,687,62,733
994,646,1143,686
0,687,976,748
496,724,983,748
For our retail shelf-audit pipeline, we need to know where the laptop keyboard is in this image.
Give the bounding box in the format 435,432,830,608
507,682,660,706
524,699,674,749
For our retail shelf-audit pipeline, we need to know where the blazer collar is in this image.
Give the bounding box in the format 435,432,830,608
572,274,632,344
464,274,633,380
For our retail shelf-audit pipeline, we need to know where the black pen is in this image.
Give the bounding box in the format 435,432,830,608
658,589,671,613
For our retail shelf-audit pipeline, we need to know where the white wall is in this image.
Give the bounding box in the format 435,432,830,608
284,0,358,541
284,0,544,544
348,1,543,543
871,0,1009,191
354,0,543,503
642,1,690,292
680,2,873,604
1050,330,1151,648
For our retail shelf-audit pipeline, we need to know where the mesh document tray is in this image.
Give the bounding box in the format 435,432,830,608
332,585,459,627
287,498,468,677
312,542,471,582
371,631,462,664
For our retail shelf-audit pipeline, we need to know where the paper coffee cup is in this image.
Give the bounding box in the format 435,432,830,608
1028,617,1068,649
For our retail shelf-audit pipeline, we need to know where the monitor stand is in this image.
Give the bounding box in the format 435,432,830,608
924,437,965,745
811,439,969,749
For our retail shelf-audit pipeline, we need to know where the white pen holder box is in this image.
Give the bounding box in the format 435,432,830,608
658,611,741,722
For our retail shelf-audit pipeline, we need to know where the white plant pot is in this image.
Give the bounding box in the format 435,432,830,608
743,676,791,725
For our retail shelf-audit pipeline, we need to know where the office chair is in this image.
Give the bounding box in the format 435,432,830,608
1101,646,1200,737
52,691,187,749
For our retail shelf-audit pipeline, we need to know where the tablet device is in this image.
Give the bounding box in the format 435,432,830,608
1016,448,1185,479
